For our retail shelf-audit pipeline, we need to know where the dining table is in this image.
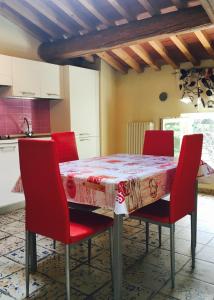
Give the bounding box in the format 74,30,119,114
13,153,214,300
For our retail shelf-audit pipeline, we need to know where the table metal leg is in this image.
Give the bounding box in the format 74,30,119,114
113,213,123,300
29,232,37,273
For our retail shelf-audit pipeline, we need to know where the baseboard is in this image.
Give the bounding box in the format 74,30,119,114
0,201,25,214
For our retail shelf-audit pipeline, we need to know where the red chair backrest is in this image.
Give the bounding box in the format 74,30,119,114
51,131,79,163
18,139,70,244
143,130,174,157
170,134,203,222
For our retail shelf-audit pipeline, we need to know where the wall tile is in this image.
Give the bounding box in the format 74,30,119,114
0,98,50,135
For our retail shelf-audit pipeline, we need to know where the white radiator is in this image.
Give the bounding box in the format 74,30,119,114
127,121,154,154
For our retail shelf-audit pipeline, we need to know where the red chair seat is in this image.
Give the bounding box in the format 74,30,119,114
69,210,113,243
131,199,170,224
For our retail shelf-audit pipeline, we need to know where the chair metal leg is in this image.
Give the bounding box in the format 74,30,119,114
25,230,30,298
88,239,91,264
191,213,196,269
170,224,175,288
53,240,56,250
158,225,162,248
29,232,37,273
65,244,70,300
194,180,198,248
146,222,149,253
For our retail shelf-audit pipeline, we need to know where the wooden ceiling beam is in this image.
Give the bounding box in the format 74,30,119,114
200,0,214,23
171,0,187,9
38,6,211,61
170,35,198,65
97,52,128,73
53,0,92,31
137,0,160,16
195,30,214,56
107,0,134,21
24,0,73,35
149,40,179,69
77,0,112,26
3,0,57,38
129,44,160,70
112,48,142,72
0,4,47,41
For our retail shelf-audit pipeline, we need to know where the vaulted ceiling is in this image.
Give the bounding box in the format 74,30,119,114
0,0,214,73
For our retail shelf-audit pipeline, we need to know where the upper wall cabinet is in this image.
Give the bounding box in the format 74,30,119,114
0,55,61,99
12,57,41,98
0,54,12,86
40,62,60,99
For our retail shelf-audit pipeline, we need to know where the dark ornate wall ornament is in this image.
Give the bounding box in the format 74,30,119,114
179,68,214,108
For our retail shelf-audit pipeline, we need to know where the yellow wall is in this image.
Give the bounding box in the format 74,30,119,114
115,61,214,153
100,61,117,155
0,15,40,60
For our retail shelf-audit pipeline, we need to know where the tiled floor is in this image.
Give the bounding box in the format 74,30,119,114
0,194,214,299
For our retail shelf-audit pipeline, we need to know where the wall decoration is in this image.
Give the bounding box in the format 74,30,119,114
179,68,214,108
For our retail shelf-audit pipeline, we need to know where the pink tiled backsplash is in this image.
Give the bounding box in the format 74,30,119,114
0,98,50,135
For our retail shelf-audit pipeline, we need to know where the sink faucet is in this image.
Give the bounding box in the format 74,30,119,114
23,117,33,137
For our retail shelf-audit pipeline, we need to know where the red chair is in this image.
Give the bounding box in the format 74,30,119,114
18,139,113,299
131,134,203,287
143,130,174,157
143,130,174,247
51,131,79,162
51,131,98,261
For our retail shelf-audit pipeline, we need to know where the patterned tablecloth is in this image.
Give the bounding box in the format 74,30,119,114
13,154,214,215
60,154,177,215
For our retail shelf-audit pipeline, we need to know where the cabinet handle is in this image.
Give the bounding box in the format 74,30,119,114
0,145,16,152
21,91,36,96
80,138,89,141
79,133,89,136
46,93,59,96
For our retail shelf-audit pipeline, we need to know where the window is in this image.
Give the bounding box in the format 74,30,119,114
162,113,214,168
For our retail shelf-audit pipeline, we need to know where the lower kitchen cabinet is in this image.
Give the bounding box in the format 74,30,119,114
0,140,24,210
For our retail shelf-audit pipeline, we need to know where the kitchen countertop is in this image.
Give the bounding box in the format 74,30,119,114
0,133,51,143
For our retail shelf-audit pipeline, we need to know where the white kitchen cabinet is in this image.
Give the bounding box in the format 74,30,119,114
76,135,100,159
40,62,60,99
0,140,24,210
65,66,100,159
12,57,41,98
0,54,12,86
69,66,100,137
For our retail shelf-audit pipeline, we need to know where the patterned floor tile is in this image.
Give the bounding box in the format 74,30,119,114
161,237,204,256
123,224,142,239
175,228,214,245
160,273,214,300
6,209,25,222
88,280,153,300
69,264,111,295
1,221,25,235
37,253,82,283
0,230,10,240
6,245,53,265
181,259,214,285
0,292,13,299
131,228,169,247
125,261,171,292
0,269,53,300
92,231,111,250
196,245,214,264
122,238,155,260
142,248,190,273
37,237,64,254
0,256,23,279
207,237,214,247
70,242,104,262
0,215,16,226
0,236,24,256
149,293,179,300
